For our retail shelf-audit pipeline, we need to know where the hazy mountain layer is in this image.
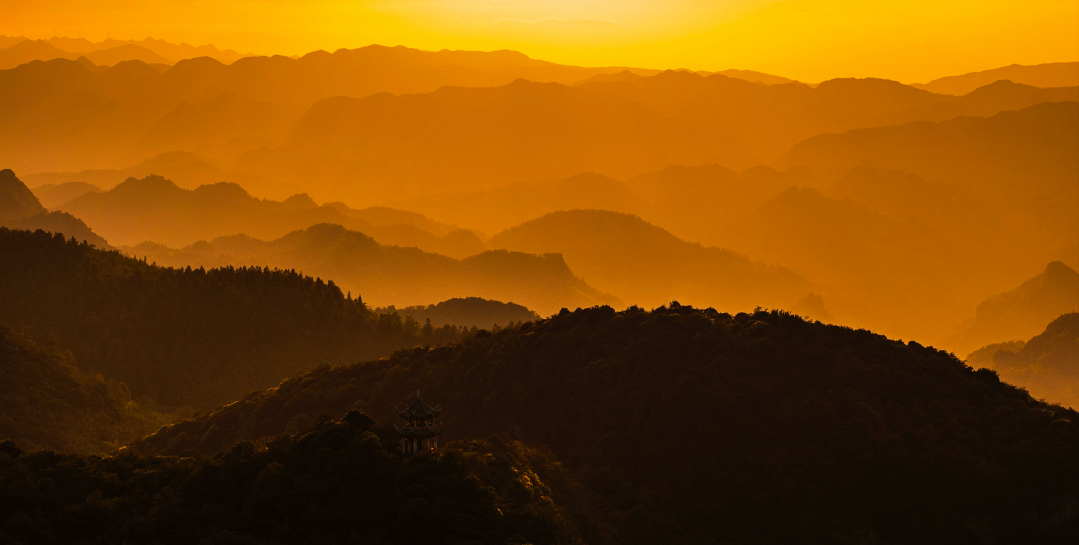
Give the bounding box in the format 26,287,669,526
715,166,1055,342
915,62,1079,95
124,223,619,314
778,101,1079,247
0,228,464,408
965,313,1079,410
942,262,1079,356
29,181,102,209
489,209,811,313
57,174,485,257
131,306,1079,543
4,53,1072,202
0,35,249,65
0,169,108,247
392,164,805,239
376,297,540,329
0,323,176,454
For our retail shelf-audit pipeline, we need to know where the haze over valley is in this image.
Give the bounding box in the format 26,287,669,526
1,3,1078,541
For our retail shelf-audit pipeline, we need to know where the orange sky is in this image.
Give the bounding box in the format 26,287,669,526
3,0,1077,82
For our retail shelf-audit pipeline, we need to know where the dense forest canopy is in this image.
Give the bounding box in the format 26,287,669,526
376,297,541,329
0,412,600,545
134,305,1079,543
0,228,463,408
0,323,175,454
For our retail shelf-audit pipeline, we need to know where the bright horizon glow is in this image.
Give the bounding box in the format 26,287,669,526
2,0,1077,83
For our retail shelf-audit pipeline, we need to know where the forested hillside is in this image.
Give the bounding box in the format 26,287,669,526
0,324,175,454
0,228,462,408
133,305,1079,543
0,413,598,545
377,297,540,329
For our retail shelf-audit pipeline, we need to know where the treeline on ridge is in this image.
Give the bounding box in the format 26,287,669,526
0,228,464,408
133,305,1079,543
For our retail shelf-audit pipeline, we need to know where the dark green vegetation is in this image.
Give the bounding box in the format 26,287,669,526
377,297,541,328
134,305,1079,543
0,169,107,247
0,412,599,545
0,323,174,454
0,228,462,408
968,313,1079,410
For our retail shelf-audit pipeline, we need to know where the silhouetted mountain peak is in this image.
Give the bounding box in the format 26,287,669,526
0,169,46,220
1044,260,1079,280
111,175,184,196
281,193,318,211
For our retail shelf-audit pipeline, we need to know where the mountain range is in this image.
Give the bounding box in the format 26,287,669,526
965,312,1079,410
914,62,1079,95
3,51,1074,203
489,209,811,313
0,169,108,247
123,223,618,314
942,262,1079,357
0,35,249,68
53,173,485,258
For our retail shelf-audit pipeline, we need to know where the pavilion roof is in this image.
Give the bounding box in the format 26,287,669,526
397,391,442,419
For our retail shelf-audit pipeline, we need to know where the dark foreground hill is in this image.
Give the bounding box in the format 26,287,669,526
133,306,1079,543
0,413,598,545
0,323,174,454
967,313,1079,410
0,228,463,408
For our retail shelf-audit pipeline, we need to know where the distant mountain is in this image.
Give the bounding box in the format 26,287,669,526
489,209,810,312
60,174,485,257
4,53,1072,201
393,163,807,241
0,227,463,408
0,323,174,453
0,35,250,66
376,297,540,329
942,262,1079,356
714,167,1046,342
392,171,642,235
0,169,108,247
82,44,170,67
130,306,1079,543
966,313,1079,410
0,39,75,69
29,181,102,209
281,78,758,201
915,62,1079,95
778,101,1079,248
124,223,618,314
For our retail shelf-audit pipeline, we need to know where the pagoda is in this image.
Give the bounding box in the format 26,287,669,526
395,391,443,455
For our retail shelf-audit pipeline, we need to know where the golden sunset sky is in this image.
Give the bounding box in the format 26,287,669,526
4,0,1077,82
